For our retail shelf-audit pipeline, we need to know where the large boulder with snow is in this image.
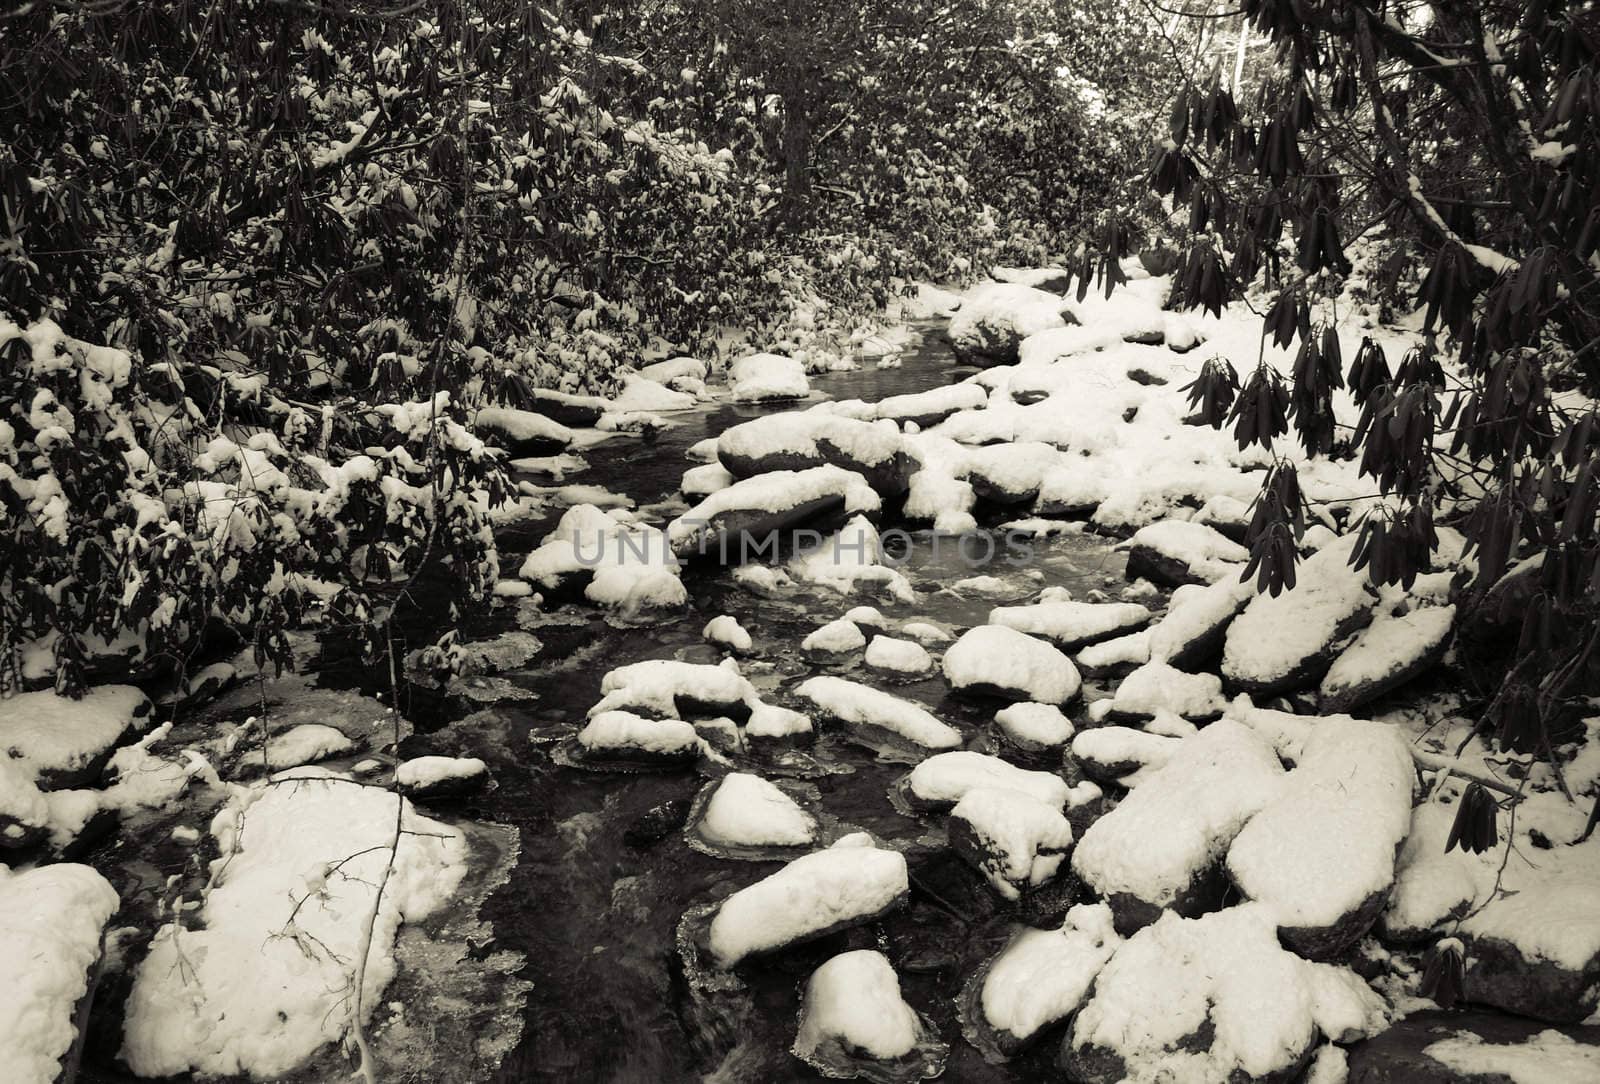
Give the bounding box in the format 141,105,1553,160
1123,519,1248,588
1225,719,1415,960
989,600,1151,652
1071,719,1285,934
943,625,1082,705
0,863,120,1084
0,685,152,789
0,755,49,849
706,835,909,968
961,903,1120,1061
528,387,607,427
949,787,1074,900
1062,905,1386,1083
1457,871,1600,1023
948,284,1074,367
1343,1008,1600,1084
1222,539,1377,695
728,352,809,402
1318,604,1455,712
667,466,880,561
474,405,575,455
717,413,912,495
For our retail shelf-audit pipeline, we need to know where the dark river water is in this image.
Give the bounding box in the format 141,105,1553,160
466,328,1131,1083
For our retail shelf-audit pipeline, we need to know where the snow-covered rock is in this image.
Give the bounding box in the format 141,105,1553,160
949,786,1074,899
949,283,1073,367
802,618,868,660
1223,538,1377,695
262,723,353,770
611,372,697,413
1074,630,1152,675
1069,726,1179,785
122,770,468,1078
1318,604,1455,712
518,504,685,615
993,702,1074,752
1459,869,1600,1023
746,702,815,748
694,773,817,850
1072,719,1285,933
0,685,152,788
788,515,914,602
668,465,880,561
793,950,944,1078
728,352,809,402
864,635,934,677
717,413,912,495
900,620,954,645
903,750,1071,812
707,836,909,968
873,383,988,428
963,441,1061,504
576,711,701,766
1122,519,1248,587
795,676,962,752
394,755,489,799
1146,576,1255,670
988,600,1151,651
942,625,1081,705
0,863,119,1084
1063,904,1386,1083
1225,719,1415,959
964,903,1120,1059
526,387,607,428
681,461,734,498
474,405,575,455
591,658,758,720
1104,660,1226,723
636,355,708,387
702,614,754,654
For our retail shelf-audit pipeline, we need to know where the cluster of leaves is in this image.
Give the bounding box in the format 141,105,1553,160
1160,0,1600,763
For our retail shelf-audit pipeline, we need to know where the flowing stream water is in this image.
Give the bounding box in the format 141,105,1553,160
465,326,1132,1083
73,324,1134,1084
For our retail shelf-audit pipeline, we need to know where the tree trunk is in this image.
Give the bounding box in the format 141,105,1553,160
781,87,812,226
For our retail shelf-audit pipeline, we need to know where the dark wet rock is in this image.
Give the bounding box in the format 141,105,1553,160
1346,1008,1600,1083
1225,604,1375,697
624,797,694,849
1278,888,1392,962
872,384,989,429
1121,328,1165,347
529,388,607,428
1138,246,1180,276
395,755,491,800
671,495,852,563
1461,933,1600,1023
1125,366,1167,385
1122,521,1248,589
